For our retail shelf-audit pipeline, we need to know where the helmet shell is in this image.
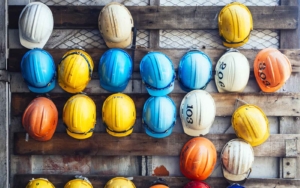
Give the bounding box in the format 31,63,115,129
64,178,93,188
180,90,215,136
254,48,292,93
102,93,136,137
232,104,270,146
63,94,96,139
218,2,253,48
178,50,212,91
99,48,132,92
140,52,175,96
19,2,53,49
221,139,254,183
26,178,55,188
22,97,58,142
227,184,245,188
58,49,94,93
184,181,211,188
142,96,176,138
104,177,136,188
98,2,133,48
215,51,250,93
21,48,56,93
180,137,217,181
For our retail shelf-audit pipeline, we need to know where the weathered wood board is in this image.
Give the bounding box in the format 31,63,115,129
8,6,298,29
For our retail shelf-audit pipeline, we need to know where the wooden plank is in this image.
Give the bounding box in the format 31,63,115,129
13,175,300,188
7,48,300,72
8,6,298,29
0,0,7,70
11,92,300,117
14,132,300,156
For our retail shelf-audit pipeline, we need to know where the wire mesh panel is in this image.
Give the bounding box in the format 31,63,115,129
160,0,279,6
50,30,149,49
32,0,149,6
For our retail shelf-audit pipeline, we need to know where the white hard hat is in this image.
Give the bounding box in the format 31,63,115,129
215,49,250,93
98,2,134,48
180,90,216,136
221,139,254,183
19,2,54,49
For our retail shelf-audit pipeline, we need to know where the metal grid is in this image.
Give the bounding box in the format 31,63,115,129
160,0,279,6
159,29,279,49
51,30,149,49
32,0,149,6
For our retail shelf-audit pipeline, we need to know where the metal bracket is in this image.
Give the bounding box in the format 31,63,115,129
0,70,10,82
286,139,298,157
283,158,296,179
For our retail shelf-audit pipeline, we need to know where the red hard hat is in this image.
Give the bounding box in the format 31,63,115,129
22,97,58,141
184,181,211,188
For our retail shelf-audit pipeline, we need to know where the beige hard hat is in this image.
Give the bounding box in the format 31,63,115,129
98,2,134,48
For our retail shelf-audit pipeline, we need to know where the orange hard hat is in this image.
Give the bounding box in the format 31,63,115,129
184,181,210,188
22,97,58,141
254,48,292,93
150,178,169,188
180,137,217,181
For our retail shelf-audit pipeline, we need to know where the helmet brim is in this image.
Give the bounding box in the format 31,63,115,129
66,129,93,140
215,75,246,93
28,79,56,93
146,83,174,97
144,126,173,139
58,80,86,94
222,166,250,183
104,33,132,49
106,127,133,137
182,123,210,136
100,81,128,93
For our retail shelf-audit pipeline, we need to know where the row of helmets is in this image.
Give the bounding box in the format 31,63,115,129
26,176,243,188
19,2,253,50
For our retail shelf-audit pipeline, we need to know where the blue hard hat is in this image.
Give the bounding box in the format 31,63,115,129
99,48,133,92
142,96,176,138
227,184,245,188
178,50,212,91
140,52,175,96
21,48,56,93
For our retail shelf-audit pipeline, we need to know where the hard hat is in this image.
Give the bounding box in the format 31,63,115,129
180,137,217,181
178,50,212,91
227,184,245,188
142,96,176,138
58,49,94,93
19,2,53,49
21,48,56,93
184,181,210,188
98,2,134,48
232,104,269,146
254,48,292,93
102,93,136,137
26,178,55,188
64,176,93,188
218,2,253,48
215,49,250,93
150,178,169,188
104,177,136,188
221,139,254,183
180,90,215,136
63,94,96,139
99,48,132,92
22,97,58,141
140,52,175,96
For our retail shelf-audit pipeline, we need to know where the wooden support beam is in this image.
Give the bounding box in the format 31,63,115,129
7,48,300,72
11,92,300,117
14,132,300,157
8,6,298,29
12,175,300,188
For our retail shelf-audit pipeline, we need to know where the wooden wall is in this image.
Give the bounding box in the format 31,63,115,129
6,0,300,187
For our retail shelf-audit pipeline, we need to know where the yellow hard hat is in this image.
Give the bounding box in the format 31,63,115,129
102,93,136,137
58,49,94,93
64,176,93,188
26,178,55,188
104,177,136,188
218,2,253,48
63,94,96,139
232,104,269,146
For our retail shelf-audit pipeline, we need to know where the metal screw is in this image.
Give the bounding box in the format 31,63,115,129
280,117,285,121
287,171,291,175
286,162,290,166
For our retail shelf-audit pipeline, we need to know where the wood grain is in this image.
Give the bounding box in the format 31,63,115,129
8,6,298,29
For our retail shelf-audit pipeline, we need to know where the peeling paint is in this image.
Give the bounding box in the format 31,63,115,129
152,165,169,176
